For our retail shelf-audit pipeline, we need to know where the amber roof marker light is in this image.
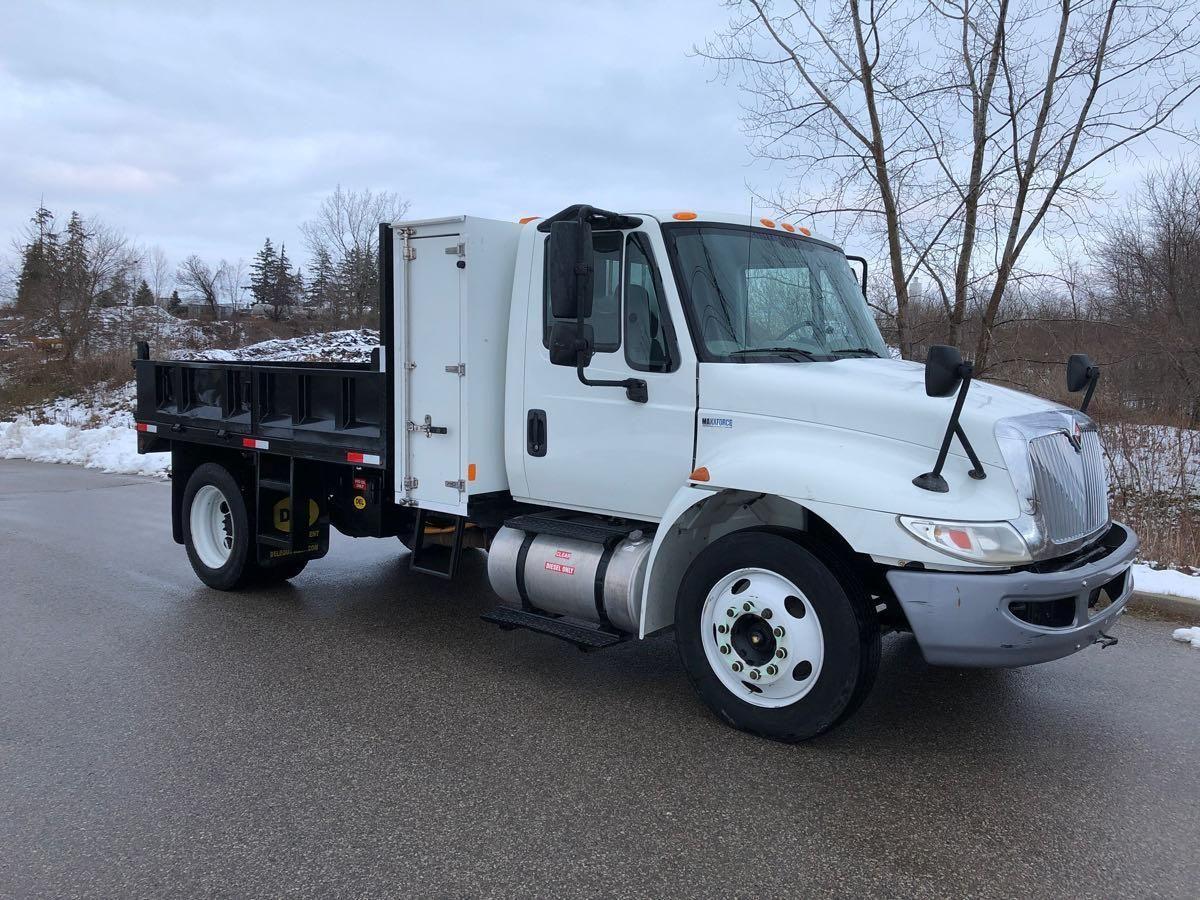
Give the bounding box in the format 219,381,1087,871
673,211,698,221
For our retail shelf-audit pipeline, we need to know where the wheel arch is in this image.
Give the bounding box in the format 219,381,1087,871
639,486,861,637
171,445,254,545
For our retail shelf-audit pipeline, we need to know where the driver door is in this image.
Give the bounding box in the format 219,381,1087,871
520,228,695,519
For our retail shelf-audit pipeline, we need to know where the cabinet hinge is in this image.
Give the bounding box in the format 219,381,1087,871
445,479,466,492
403,245,416,261
444,363,466,376
403,475,419,491
444,242,465,257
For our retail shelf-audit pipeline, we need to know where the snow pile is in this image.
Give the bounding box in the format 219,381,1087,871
1171,627,1200,649
1132,564,1200,601
0,417,168,477
91,305,210,352
183,328,379,363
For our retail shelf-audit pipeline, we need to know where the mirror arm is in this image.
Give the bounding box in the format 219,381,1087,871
1080,369,1099,414
576,357,648,403
913,365,984,493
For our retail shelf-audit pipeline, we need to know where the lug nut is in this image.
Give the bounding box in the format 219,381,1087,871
766,664,778,676
720,644,730,655
748,669,761,680
773,626,785,638
727,608,736,618
776,648,787,659
717,623,728,634
731,661,744,672
742,602,752,612
762,608,773,620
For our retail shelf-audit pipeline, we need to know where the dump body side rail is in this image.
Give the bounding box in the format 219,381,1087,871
133,355,389,469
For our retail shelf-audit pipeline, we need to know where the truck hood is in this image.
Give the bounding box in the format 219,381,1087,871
698,358,1061,467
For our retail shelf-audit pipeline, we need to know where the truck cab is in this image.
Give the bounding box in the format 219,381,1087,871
135,203,1138,743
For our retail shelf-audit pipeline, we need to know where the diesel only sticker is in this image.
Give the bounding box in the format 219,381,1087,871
701,416,734,429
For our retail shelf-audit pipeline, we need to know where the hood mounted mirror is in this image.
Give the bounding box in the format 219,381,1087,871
913,345,987,493
1067,353,1100,414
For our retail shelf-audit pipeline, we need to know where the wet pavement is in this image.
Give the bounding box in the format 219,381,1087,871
1,459,1197,898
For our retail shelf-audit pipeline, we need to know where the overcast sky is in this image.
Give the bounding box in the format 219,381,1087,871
1,0,777,269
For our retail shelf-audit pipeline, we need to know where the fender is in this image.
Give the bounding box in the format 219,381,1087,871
638,425,1023,637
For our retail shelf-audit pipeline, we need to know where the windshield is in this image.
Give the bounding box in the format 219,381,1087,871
664,224,887,362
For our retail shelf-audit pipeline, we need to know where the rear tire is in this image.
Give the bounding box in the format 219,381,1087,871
182,463,257,591
675,531,880,742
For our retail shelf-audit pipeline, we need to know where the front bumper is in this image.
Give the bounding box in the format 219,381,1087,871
886,523,1138,667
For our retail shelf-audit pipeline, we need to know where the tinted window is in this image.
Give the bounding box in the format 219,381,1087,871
543,231,622,352
624,232,674,372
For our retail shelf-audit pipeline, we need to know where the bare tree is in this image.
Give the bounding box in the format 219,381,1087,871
217,258,245,312
703,0,1200,367
301,185,409,321
146,245,172,305
175,255,225,314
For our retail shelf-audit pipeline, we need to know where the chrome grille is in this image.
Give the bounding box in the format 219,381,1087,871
1028,429,1108,544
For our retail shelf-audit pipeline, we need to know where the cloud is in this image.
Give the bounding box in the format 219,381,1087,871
0,0,768,267
25,161,177,193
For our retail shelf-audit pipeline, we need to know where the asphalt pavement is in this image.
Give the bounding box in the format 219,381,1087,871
1,459,1197,898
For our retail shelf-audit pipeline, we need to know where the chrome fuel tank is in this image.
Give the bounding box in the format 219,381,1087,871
487,526,652,633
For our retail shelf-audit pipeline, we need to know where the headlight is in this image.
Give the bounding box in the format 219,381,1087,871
898,517,1031,565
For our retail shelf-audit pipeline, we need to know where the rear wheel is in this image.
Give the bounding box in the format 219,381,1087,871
182,463,256,590
675,531,880,742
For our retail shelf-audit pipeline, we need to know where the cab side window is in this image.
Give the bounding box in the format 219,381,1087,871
542,231,622,352
624,232,676,373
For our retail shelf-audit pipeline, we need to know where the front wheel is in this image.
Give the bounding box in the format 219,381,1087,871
675,531,880,742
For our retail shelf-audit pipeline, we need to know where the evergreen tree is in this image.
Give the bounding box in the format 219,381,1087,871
167,289,182,312
133,279,155,307
267,244,301,320
15,206,57,316
306,245,335,309
248,237,278,307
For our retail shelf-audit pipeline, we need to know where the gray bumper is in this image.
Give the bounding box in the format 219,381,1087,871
886,523,1138,667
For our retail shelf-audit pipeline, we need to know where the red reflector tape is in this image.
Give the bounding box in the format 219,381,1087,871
135,422,157,433
347,452,381,465
242,438,269,449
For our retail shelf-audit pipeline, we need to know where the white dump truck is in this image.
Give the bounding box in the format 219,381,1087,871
134,204,1137,741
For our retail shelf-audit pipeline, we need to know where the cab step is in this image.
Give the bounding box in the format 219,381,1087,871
480,607,626,652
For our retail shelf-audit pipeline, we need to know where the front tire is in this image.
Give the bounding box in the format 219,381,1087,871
182,463,257,591
676,531,880,742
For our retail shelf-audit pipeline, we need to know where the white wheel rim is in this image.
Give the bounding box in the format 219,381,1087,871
700,567,825,708
190,484,235,570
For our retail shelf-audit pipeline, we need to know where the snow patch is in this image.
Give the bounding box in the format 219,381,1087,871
1133,564,1200,601
0,417,168,477
1171,627,1200,650
180,328,378,363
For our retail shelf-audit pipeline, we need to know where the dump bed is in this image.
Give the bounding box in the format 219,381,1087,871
133,354,389,468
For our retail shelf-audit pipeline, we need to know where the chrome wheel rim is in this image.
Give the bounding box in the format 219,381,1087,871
190,484,234,570
700,567,825,708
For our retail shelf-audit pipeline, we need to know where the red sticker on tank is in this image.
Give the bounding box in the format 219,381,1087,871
554,550,572,560
544,561,576,575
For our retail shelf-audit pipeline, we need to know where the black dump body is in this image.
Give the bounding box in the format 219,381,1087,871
132,347,404,561
132,354,388,468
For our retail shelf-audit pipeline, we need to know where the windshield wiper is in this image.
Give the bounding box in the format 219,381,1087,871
830,347,881,357
729,346,819,362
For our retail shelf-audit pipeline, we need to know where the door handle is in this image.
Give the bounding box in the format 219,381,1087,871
527,409,547,457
